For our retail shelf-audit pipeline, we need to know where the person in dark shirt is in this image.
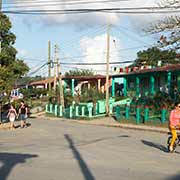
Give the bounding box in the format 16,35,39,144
18,100,28,128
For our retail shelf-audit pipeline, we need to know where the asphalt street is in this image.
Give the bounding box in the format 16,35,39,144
0,117,179,180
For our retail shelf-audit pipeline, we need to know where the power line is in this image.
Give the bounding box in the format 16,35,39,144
3,6,180,15
3,0,130,9
3,0,129,5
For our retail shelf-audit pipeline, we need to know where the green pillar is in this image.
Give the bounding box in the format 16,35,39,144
136,106,140,124
161,107,166,123
136,77,140,97
54,104,58,116
167,72,171,96
69,106,73,118
123,77,127,96
150,76,155,95
59,105,63,117
75,106,79,117
144,106,149,122
45,104,49,113
112,78,115,97
71,79,75,97
88,107,93,118
125,104,129,119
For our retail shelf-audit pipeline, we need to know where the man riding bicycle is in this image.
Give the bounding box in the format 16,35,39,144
169,102,180,152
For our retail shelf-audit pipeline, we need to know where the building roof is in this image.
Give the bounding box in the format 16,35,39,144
112,64,180,78
29,74,108,86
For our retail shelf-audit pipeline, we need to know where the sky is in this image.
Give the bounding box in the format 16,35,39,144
2,0,170,76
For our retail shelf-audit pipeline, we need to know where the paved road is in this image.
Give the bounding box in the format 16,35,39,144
0,117,179,180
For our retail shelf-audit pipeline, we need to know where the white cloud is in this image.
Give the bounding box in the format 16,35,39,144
79,34,121,74
12,0,159,27
17,48,29,57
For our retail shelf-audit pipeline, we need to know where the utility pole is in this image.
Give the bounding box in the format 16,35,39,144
0,0,2,54
0,0,2,11
54,44,64,109
48,41,51,91
53,45,57,90
57,47,65,110
105,23,110,116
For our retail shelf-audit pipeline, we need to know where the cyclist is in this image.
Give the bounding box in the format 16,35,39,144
169,102,180,152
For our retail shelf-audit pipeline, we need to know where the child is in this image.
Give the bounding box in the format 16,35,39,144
7,105,17,130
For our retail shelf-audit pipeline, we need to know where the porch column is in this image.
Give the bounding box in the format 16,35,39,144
123,77,127,96
167,72,171,95
112,77,115,97
150,75,155,95
88,82,91,90
136,76,140,97
71,79,75,97
98,79,101,92
45,83,48,89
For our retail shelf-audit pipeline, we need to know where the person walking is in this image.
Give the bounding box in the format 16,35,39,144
18,101,28,128
169,102,180,152
7,105,17,130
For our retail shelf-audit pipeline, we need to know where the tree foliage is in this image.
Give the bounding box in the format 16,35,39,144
131,47,179,67
65,69,94,77
0,13,29,96
148,0,180,50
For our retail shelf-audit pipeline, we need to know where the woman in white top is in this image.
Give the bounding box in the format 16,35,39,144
7,105,17,130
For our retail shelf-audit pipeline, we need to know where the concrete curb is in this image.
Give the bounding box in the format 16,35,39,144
42,115,169,134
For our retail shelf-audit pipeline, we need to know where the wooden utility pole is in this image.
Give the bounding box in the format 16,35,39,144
105,23,110,116
48,41,51,91
0,0,2,11
53,45,57,90
55,44,64,109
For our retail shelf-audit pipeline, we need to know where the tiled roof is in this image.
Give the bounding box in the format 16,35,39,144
29,75,107,85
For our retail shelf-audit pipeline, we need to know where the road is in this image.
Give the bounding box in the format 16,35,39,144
0,117,179,180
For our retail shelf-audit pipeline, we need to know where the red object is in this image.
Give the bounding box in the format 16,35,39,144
145,105,149,108
125,67,129,73
136,105,140,108
119,68,123,72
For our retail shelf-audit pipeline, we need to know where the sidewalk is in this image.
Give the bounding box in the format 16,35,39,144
44,115,169,134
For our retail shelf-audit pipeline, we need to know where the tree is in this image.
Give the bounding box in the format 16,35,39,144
0,13,29,97
148,0,180,50
131,47,179,67
64,69,94,88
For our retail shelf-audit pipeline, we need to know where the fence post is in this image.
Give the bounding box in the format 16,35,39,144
45,104,49,113
82,106,85,117
125,104,129,119
50,104,53,113
88,107,93,118
75,106,79,117
136,106,140,124
69,106,73,118
161,106,166,123
116,106,121,121
109,103,113,115
54,104,58,116
59,105,63,117
144,105,149,122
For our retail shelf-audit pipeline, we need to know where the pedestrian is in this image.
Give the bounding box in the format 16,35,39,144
168,102,180,152
18,100,28,128
7,105,17,130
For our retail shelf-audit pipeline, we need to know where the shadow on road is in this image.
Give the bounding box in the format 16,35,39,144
0,152,38,180
64,134,95,180
141,140,169,153
166,173,180,180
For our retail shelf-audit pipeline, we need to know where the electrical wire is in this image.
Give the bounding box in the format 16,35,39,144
3,6,180,15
